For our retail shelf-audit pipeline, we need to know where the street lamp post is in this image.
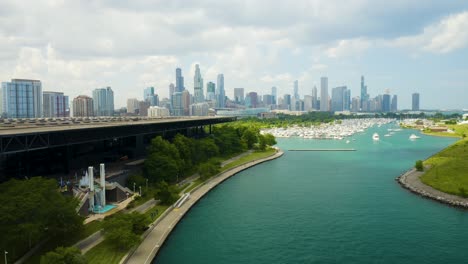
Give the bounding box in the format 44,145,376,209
146,178,148,191
5,250,8,264
139,186,142,196
133,182,136,194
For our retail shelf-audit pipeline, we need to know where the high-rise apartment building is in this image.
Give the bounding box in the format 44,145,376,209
1,79,42,118
412,93,420,111
189,102,209,116
176,68,184,92
283,94,291,110
73,95,94,117
193,64,204,103
304,95,313,112
43,91,69,117
245,92,258,108
216,74,225,108
344,89,351,111
234,88,244,104
92,87,114,116
172,92,184,116
320,77,329,111
391,95,398,112
382,94,391,112
181,90,191,116
351,97,360,112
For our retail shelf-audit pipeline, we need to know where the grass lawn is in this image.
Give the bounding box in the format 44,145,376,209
420,138,468,197
143,205,170,223
84,240,128,264
423,124,468,138
221,148,276,172
184,178,204,193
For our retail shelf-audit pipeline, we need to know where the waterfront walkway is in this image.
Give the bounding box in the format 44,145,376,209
397,168,468,208
125,149,284,264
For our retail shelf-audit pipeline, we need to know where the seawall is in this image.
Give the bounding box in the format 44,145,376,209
124,149,284,264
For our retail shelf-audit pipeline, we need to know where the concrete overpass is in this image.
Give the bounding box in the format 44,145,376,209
0,116,236,179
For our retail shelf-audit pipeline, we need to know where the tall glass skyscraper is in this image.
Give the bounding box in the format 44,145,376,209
143,87,158,106
193,64,204,103
92,87,114,116
331,86,347,112
234,88,244,104
271,86,277,105
293,80,299,100
216,74,225,108
206,82,216,101
1,79,42,118
176,68,184,93
360,76,368,111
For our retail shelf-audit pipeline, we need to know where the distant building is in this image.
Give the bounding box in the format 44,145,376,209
216,74,225,108
182,90,191,116
412,93,420,111
92,87,114,116
271,86,277,105
43,91,69,117
193,64,204,103
206,82,216,101
245,92,258,108
391,95,398,112
360,76,369,111
1,79,42,118
312,86,318,110
320,77,329,111
127,98,139,114
293,80,299,100
148,106,170,117
144,87,158,106
73,95,94,117
282,94,291,110
190,102,209,116
382,94,391,112
331,86,347,112
351,97,360,112
263,94,273,106
234,88,244,104
138,101,150,116
172,92,184,116
304,95,313,112
175,68,184,93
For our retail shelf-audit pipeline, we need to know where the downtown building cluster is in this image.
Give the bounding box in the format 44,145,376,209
0,71,421,119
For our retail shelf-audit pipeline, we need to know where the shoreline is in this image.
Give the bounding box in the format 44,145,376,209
396,168,468,209
124,149,284,264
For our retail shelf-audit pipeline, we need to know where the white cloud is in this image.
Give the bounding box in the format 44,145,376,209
326,38,372,58
391,11,468,53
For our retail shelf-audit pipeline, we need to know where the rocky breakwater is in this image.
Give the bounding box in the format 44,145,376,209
396,168,468,209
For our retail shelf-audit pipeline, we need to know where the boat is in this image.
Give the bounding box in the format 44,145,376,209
346,140,350,144
384,134,391,137
409,134,420,140
372,133,380,141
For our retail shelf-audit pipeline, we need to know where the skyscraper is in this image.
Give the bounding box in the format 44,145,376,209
206,82,216,101
391,95,398,112
217,74,225,108
283,94,291,110
92,87,114,116
312,86,318,110
360,76,368,111
1,79,42,118
293,80,299,100
344,89,351,111
193,64,204,103
73,95,94,117
412,93,420,111
331,86,347,112
234,88,244,104
271,86,277,105
320,77,329,111
245,92,258,108
304,95,313,112
172,92,183,116
127,98,139,114
144,87,158,106
382,94,391,112
43,91,69,117
181,90,191,116
176,68,184,92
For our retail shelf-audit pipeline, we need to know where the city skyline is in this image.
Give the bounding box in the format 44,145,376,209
0,1,467,109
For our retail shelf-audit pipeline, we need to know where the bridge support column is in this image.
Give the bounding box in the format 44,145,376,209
135,135,145,157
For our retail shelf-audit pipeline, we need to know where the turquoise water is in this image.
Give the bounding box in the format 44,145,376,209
155,124,464,264
93,204,116,213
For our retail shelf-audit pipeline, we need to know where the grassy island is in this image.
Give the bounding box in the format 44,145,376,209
420,124,468,197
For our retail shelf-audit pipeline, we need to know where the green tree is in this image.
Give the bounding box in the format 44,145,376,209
155,181,180,205
40,246,87,264
127,174,146,190
415,160,424,171
198,160,221,180
241,128,258,149
194,138,220,164
263,133,277,146
102,213,147,250
144,153,179,183
173,134,195,173
0,177,83,260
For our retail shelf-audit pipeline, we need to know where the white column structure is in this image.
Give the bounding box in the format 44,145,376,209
88,166,94,211
100,163,106,207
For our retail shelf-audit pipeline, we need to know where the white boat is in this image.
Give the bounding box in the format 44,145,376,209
372,133,380,141
346,140,350,144
384,134,391,137
409,134,420,140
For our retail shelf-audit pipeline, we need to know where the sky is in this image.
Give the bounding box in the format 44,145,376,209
1,0,468,110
